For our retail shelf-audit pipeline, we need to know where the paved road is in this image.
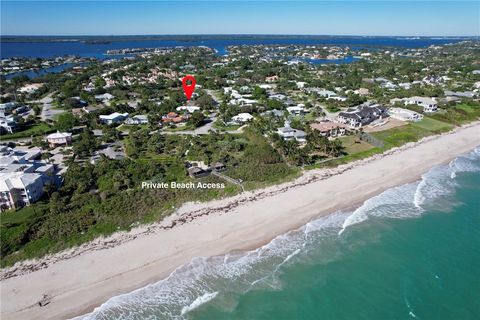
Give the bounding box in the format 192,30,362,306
204,89,222,105
162,117,218,135
32,93,65,122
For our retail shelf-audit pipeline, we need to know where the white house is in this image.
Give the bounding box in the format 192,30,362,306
404,96,438,113
0,172,44,210
228,97,257,106
0,102,19,117
316,89,337,99
388,107,424,122
230,113,253,125
176,106,200,113
94,93,115,102
0,146,57,211
125,115,149,125
18,83,43,94
99,112,129,125
258,84,273,90
287,105,307,116
0,117,18,133
47,131,72,147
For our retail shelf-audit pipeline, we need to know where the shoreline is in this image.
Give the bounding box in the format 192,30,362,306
1,122,479,320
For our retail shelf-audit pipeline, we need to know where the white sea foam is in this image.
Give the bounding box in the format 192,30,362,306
341,147,480,235
340,182,421,234
76,148,480,320
180,292,218,315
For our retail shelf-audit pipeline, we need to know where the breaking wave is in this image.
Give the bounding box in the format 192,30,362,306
181,292,218,315
76,147,480,320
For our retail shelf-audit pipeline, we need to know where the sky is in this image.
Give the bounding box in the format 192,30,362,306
1,1,479,36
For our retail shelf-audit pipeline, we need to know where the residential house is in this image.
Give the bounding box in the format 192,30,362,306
265,75,279,82
316,89,338,99
162,112,187,124
354,88,370,96
94,93,115,102
388,107,424,122
0,102,19,117
444,90,476,99
99,112,129,125
230,113,253,125
47,131,72,147
0,146,58,211
404,96,438,113
310,121,348,137
176,106,200,113
287,105,307,116
337,103,388,129
261,109,284,118
125,115,149,125
0,117,18,133
0,172,44,210
277,123,307,142
18,83,43,94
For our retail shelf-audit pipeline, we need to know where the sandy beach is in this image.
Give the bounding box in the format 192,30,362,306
1,122,479,320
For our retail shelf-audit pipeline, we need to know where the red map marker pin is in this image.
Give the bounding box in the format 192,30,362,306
182,75,196,101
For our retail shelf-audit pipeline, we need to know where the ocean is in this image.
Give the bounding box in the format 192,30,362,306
76,147,480,320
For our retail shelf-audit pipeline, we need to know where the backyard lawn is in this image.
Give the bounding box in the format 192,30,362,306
0,122,54,141
338,135,375,154
410,117,453,132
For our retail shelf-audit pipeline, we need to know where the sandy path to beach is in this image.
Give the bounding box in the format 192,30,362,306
1,123,479,320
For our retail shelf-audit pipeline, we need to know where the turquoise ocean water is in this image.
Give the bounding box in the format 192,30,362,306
78,147,480,320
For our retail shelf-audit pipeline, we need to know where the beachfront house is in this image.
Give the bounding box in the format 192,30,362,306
0,172,44,211
310,121,348,137
404,96,438,113
336,102,388,129
276,122,307,142
388,108,424,122
0,146,59,211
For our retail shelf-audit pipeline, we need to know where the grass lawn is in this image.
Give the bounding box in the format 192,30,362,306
410,117,453,132
117,124,150,132
456,103,480,115
338,135,375,154
0,202,49,227
163,124,194,132
0,122,54,141
430,104,480,125
371,124,431,148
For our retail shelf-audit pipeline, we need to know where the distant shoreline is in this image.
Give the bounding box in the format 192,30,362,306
1,34,476,43
1,122,479,320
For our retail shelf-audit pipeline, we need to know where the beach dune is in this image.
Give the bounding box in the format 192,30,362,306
1,123,479,320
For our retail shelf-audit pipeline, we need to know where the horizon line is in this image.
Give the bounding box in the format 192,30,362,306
1,33,478,38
